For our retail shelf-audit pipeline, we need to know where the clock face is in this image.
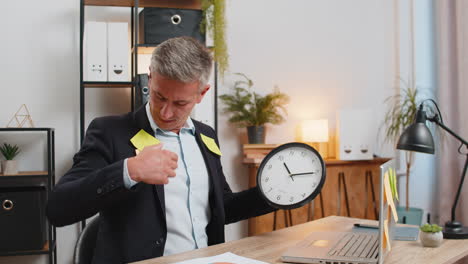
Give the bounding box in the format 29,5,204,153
257,142,326,209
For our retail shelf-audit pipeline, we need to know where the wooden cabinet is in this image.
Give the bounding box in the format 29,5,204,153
243,144,389,236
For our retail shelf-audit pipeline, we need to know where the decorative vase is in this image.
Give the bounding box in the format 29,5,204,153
247,126,265,144
420,231,443,247
1,160,18,175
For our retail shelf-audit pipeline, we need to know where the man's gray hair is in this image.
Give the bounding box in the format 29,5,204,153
149,37,213,89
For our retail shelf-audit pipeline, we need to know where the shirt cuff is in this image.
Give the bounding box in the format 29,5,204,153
123,158,138,189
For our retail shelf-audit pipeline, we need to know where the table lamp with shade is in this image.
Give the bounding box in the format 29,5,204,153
396,100,468,239
301,119,329,159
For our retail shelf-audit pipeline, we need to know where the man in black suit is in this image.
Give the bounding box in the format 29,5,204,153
46,37,275,263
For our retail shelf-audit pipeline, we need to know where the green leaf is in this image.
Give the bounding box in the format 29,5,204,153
218,74,289,127
0,143,20,160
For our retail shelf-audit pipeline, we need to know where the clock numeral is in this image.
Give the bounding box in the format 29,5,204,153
315,169,320,174
289,197,294,202
264,177,269,182
301,151,306,157
267,187,273,193
302,193,306,198
267,164,272,170
311,182,317,188
278,155,284,161
311,159,315,163
276,195,281,201
289,150,295,156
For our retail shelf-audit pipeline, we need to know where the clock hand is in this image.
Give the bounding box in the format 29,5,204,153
283,162,292,174
283,162,294,182
290,172,315,177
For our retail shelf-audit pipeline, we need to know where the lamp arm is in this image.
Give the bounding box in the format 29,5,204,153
427,114,468,223
427,115,468,146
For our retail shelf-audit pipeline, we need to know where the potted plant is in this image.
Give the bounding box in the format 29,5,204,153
201,0,228,78
0,143,20,175
382,79,436,224
419,223,443,247
219,73,289,144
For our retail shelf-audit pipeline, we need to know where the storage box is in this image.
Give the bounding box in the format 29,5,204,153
336,108,375,160
138,7,205,45
0,187,47,252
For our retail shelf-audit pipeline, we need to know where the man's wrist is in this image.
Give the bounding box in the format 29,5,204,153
127,156,141,182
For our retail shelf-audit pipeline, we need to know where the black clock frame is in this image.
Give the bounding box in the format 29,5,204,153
256,142,326,210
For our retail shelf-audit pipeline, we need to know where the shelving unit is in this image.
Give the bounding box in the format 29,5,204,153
79,0,213,144
0,128,56,264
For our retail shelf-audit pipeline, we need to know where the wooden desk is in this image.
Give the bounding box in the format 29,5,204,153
243,144,390,236
133,216,468,264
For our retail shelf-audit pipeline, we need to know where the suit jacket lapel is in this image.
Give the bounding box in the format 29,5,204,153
194,128,219,209
132,105,166,217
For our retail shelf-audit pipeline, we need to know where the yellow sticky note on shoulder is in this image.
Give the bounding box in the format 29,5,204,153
201,133,222,156
130,129,160,151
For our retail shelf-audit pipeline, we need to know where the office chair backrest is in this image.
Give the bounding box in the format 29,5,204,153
73,216,100,264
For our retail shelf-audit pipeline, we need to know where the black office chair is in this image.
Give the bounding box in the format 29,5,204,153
73,216,100,264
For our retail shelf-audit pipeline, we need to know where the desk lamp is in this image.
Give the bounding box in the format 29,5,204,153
396,101,468,239
302,119,329,159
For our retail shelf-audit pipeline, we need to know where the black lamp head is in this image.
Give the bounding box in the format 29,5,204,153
396,104,435,154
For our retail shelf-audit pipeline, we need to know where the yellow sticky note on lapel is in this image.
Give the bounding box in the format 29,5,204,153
130,129,160,151
200,133,222,156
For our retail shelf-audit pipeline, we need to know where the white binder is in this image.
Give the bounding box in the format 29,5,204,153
84,22,107,81
336,108,375,160
107,22,130,82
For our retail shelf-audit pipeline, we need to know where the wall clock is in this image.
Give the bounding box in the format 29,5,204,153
257,142,326,209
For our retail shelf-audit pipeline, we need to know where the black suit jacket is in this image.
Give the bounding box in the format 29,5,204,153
46,106,274,263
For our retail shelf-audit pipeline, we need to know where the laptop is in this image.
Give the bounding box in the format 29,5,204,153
281,159,398,264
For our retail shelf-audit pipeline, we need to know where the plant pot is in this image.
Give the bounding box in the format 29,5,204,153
1,160,18,175
247,126,265,144
396,206,423,225
420,231,443,247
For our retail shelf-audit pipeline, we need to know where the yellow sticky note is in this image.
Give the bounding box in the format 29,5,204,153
130,129,160,151
383,219,392,251
390,168,399,201
200,133,222,156
384,172,392,202
384,172,399,222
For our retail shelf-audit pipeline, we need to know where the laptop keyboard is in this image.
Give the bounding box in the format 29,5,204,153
328,233,378,259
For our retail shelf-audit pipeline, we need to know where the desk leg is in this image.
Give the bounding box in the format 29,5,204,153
273,210,277,230
368,170,378,219
320,193,325,217
365,171,369,219
308,193,325,221
338,172,351,217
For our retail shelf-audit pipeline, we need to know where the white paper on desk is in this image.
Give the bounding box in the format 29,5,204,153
173,252,268,264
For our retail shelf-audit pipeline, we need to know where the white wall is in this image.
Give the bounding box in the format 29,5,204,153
0,0,400,263
220,0,396,240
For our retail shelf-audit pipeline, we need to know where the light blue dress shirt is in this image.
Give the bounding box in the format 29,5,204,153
123,103,211,256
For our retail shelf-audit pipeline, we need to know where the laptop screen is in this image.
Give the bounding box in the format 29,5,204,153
378,159,398,263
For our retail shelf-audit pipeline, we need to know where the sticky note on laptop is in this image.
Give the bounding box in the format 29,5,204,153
389,168,399,201
383,219,391,252
384,172,399,222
